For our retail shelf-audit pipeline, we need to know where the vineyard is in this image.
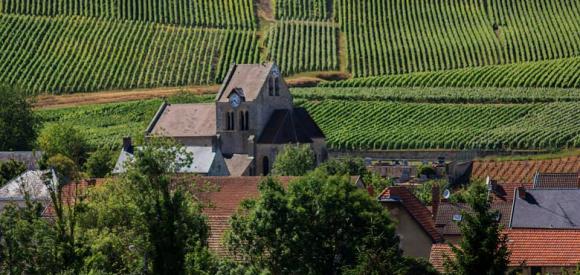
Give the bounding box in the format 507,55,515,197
335,0,580,77
1,0,580,93
321,57,580,89
0,14,258,94
275,0,330,20
266,21,338,75
293,87,580,104
299,100,580,151
0,0,256,28
36,94,214,149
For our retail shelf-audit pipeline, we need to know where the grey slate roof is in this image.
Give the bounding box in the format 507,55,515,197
113,146,217,174
0,170,57,212
510,189,580,229
215,63,274,102
533,172,579,189
257,108,325,144
0,151,42,170
148,103,216,137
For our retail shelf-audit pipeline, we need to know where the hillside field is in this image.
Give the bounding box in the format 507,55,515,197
36,88,580,152
4,0,580,152
1,0,580,94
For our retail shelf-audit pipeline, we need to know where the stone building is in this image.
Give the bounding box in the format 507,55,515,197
116,63,326,176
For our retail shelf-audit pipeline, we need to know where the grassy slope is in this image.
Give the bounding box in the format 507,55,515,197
36,88,580,151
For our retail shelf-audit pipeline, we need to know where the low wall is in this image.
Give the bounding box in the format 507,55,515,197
329,149,547,161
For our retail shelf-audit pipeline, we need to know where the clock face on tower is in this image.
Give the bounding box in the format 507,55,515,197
230,93,241,108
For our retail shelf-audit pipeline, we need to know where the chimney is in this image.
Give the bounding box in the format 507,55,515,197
517,186,526,200
122,137,133,154
431,184,440,220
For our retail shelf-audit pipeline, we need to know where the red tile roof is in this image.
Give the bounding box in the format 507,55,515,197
186,176,296,256
430,229,580,272
507,229,580,267
429,243,452,273
472,156,580,184
379,186,443,243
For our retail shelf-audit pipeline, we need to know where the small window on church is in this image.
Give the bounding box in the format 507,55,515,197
274,77,280,96
226,112,235,130
239,110,249,131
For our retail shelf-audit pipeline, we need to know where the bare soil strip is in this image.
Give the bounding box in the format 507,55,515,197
34,76,330,109
34,85,219,110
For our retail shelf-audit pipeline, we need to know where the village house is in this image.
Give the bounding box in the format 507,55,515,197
377,186,443,258
115,63,326,176
429,165,580,274
0,170,57,214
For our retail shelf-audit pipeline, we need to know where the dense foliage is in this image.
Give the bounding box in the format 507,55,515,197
301,100,580,150
0,15,258,94
0,86,39,150
335,0,580,77
226,172,415,274
0,160,27,188
37,124,89,166
267,21,338,75
0,0,256,28
272,144,316,176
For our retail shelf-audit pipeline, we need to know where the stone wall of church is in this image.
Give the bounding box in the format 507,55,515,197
216,74,293,156
255,141,328,175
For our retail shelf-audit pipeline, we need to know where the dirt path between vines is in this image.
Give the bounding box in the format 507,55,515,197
34,85,220,110
34,76,330,110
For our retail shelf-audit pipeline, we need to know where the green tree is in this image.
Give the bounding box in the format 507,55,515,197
318,156,367,176
37,124,89,166
0,197,60,274
97,139,209,274
226,170,407,274
0,159,27,187
444,182,510,275
0,85,39,151
44,154,87,272
84,147,114,178
272,144,315,176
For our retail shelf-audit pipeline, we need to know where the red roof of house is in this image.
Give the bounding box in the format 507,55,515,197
379,186,443,243
507,229,580,267
472,156,580,184
430,229,580,272
429,243,452,273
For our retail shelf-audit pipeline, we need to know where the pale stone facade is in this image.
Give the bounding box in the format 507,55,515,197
142,63,327,176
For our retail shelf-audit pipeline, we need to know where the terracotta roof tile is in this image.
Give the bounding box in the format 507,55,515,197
472,156,580,184
186,176,295,257
430,229,580,272
429,243,452,273
507,229,580,267
379,186,443,243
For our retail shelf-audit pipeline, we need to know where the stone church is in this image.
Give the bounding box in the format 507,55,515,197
115,63,327,176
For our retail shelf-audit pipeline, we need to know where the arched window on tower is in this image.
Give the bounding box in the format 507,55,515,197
226,111,235,130
239,111,244,130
